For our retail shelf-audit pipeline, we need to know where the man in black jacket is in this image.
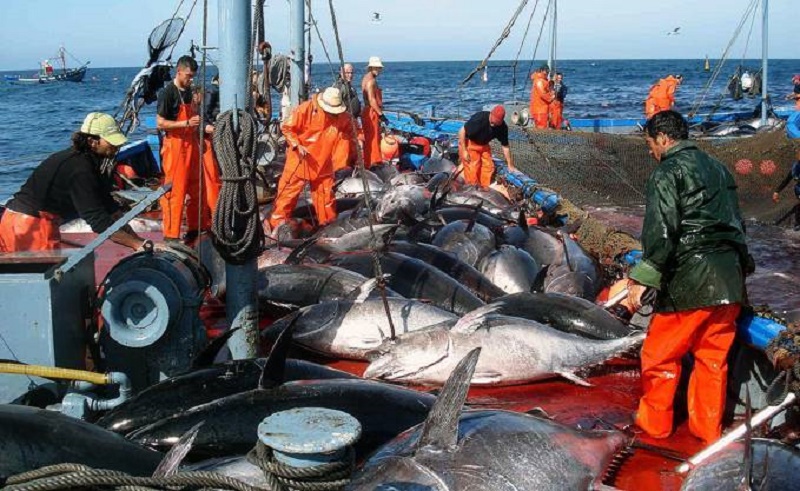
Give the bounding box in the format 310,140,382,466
0,113,149,252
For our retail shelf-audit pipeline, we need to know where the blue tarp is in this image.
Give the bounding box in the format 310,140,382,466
786,111,800,139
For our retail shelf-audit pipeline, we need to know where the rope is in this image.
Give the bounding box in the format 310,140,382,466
194,0,210,239
212,109,264,263
460,0,530,87
246,439,355,491
3,467,264,491
688,0,758,117
327,0,397,340
305,0,338,84
511,0,541,100
524,0,552,92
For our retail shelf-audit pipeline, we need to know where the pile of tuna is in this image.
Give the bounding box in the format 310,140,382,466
6,159,800,490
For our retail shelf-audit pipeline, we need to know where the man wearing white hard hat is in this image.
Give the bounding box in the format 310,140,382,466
267,87,354,237
0,112,151,252
361,56,387,167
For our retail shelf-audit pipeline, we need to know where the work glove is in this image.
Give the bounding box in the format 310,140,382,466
379,114,389,126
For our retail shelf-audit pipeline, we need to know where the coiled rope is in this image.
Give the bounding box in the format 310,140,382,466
246,439,355,491
3,466,263,491
212,109,264,264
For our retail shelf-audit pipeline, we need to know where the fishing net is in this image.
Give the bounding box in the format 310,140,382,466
148,18,185,63
502,127,799,259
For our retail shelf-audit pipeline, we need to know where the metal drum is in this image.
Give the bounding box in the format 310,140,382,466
99,247,209,391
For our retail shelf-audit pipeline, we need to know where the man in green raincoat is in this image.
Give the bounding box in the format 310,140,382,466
627,110,752,445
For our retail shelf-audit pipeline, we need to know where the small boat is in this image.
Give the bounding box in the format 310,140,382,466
4,75,19,81
15,46,89,84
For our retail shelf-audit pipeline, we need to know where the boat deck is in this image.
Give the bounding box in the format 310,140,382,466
64,230,714,491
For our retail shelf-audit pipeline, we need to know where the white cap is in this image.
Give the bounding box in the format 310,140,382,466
367,56,384,68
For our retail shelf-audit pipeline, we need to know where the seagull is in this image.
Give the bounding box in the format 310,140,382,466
371,12,382,23
667,27,681,36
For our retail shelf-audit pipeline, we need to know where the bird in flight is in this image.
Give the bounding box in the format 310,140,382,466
371,12,382,23
667,27,681,36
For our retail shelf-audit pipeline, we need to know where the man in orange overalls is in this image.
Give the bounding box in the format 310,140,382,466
458,105,516,189
549,72,568,130
267,87,353,234
0,113,149,252
644,74,682,119
529,65,554,129
157,55,221,244
627,110,751,445
361,56,387,167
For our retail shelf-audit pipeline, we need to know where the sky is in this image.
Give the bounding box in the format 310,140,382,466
0,0,796,70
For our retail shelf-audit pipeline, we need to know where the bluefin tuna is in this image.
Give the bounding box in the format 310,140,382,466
0,405,162,481
365,310,644,386
261,297,458,360
431,220,497,267
350,349,630,491
681,438,800,490
478,245,541,294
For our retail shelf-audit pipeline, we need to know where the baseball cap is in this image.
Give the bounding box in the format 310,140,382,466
80,112,127,146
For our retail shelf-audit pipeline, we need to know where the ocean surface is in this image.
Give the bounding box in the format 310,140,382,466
0,59,798,312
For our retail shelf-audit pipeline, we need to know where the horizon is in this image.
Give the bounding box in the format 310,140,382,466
3,57,799,73
0,0,796,71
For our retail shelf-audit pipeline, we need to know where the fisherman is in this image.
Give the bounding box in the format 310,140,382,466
644,74,682,119
529,65,553,129
157,55,218,245
267,87,353,236
627,110,751,445
550,72,568,130
458,105,516,189
772,152,800,230
332,63,361,169
786,74,800,110
0,112,151,252
361,57,387,167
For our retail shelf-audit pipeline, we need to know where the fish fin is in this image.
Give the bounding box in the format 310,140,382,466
258,311,301,389
436,212,447,226
518,209,529,233
380,223,401,249
152,421,204,477
284,237,319,265
465,203,483,233
348,274,392,303
450,302,505,334
742,385,754,489
190,327,241,369
525,407,551,418
415,347,481,453
559,371,593,387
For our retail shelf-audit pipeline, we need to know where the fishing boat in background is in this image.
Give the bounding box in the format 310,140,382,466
15,46,89,84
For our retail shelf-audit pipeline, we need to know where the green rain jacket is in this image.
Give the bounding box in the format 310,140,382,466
628,140,749,313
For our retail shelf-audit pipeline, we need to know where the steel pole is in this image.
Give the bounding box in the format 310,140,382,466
761,0,768,126
218,0,258,359
290,0,306,107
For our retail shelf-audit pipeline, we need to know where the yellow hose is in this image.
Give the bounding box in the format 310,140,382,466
0,363,110,385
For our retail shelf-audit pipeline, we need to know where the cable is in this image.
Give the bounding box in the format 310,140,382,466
524,0,552,93
327,0,397,339
511,0,541,100
460,0,530,87
211,110,264,264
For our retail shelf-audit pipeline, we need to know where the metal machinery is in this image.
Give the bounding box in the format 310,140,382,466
98,246,209,391
0,250,96,405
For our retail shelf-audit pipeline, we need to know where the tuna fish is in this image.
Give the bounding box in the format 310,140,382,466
544,232,602,300
488,292,637,340
478,245,541,294
350,348,630,491
681,438,800,490
326,251,485,315
431,220,497,268
335,173,386,198
127,378,437,460
388,241,506,302
97,319,356,435
375,185,432,223
257,263,400,309
364,310,644,386
0,404,162,481
261,297,458,360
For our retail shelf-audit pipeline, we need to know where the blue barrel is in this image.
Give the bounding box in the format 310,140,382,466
736,311,786,351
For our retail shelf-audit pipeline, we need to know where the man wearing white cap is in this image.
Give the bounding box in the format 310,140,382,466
0,112,150,252
361,56,387,167
267,87,354,235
